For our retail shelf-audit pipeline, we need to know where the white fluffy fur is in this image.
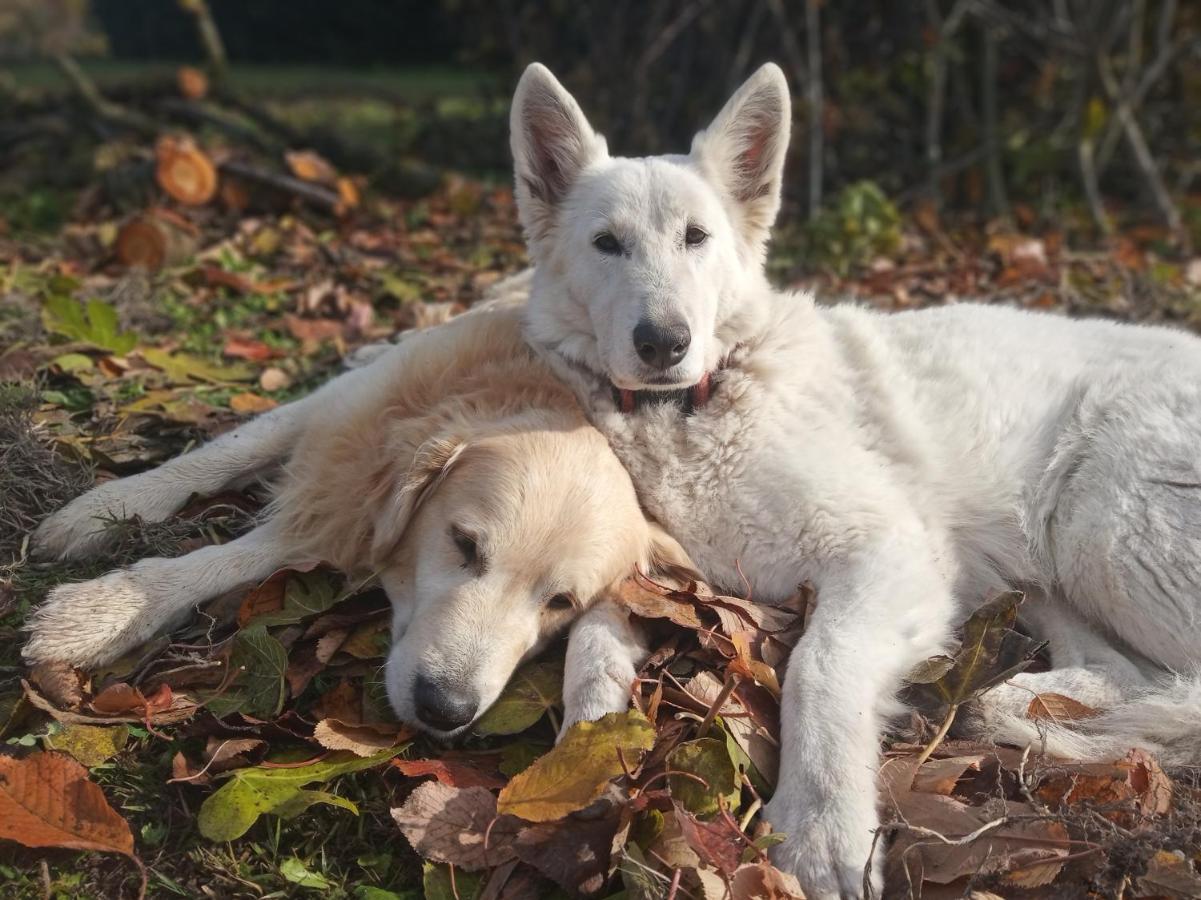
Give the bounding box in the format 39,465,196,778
511,62,1201,898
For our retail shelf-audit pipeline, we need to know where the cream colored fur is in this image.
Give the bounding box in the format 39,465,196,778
24,303,689,736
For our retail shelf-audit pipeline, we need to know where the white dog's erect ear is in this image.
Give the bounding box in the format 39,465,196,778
690,63,791,254
370,435,467,563
510,63,607,245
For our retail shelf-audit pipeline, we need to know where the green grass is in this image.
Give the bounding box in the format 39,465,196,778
4,60,494,101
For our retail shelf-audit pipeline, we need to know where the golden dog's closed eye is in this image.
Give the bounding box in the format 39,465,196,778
545,592,575,612
450,525,481,570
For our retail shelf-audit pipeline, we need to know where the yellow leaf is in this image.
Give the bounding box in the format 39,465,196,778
496,711,654,822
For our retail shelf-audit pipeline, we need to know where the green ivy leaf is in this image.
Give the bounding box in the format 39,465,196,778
207,625,287,719
279,857,333,890
197,748,401,841
474,659,562,736
41,296,137,355
667,738,740,818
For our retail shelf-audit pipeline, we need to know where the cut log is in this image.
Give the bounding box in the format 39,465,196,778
115,210,198,270
285,149,338,185
155,135,218,205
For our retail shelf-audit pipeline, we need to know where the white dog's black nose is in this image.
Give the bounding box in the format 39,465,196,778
633,319,691,370
413,674,478,732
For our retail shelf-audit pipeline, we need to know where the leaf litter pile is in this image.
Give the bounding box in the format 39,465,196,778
4,73,1201,900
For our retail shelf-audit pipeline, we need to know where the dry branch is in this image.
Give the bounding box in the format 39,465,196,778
217,159,344,214
1095,51,1187,246
52,54,157,137
179,0,228,83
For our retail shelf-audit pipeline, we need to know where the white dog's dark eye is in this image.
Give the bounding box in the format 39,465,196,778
684,225,708,247
546,592,575,612
593,232,623,256
450,526,479,568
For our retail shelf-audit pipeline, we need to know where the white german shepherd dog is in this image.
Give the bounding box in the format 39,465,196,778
509,62,1201,896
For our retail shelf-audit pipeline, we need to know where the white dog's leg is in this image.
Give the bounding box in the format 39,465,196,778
766,529,955,900
23,520,288,668
559,599,649,740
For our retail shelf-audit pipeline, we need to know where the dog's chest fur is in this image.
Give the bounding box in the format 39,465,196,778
561,294,1201,606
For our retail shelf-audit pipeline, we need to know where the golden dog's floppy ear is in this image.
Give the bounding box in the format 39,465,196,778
371,435,468,564
645,520,699,581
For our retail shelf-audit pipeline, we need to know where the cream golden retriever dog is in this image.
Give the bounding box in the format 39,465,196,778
24,303,686,737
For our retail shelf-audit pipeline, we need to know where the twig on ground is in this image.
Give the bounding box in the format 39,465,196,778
52,54,158,137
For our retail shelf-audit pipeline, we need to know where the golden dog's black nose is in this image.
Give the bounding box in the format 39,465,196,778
413,673,478,732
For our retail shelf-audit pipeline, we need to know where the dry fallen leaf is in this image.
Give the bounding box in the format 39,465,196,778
229,392,278,415
882,757,1071,886
1036,747,1172,822
29,661,84,709
911,755,985,796
497,711,654,822
1026,692,1099,722
313,719,409,757
391,781,519,871
0,752,135,857
729,861,806,899
1134,849,1201,898
392,757,506,791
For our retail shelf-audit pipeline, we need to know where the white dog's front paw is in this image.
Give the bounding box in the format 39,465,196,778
22,569,182,668
764,796,882,900
558,672,633,742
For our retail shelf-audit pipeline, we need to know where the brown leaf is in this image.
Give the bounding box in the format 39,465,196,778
236,571,288,626
1035,748,1172,822
911,755,986,796
1026,692,1099,722
729,861,806,899
882,757,1070,885
312,680,363,725
229,392,278,415
392,757,506,791
168,738,267,784
514,802,629,896
686,671,780,787
223,336,283,362
0,752,135,857
1134,849,1201,898
30,661,84,710
313,719,410,757
391,781,519,871
90,682,172,717
284,314,344,348
674,803,744,875
614,575,704,629
23,680,197,728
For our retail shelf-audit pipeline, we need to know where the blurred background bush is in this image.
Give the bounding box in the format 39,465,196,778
1,0,1199,249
